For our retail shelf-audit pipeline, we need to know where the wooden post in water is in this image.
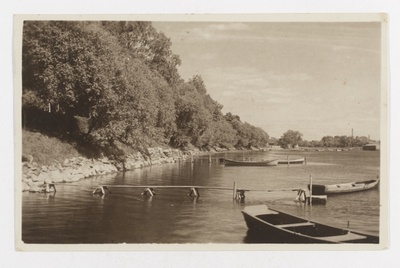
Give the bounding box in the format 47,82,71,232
44,183,57,193
189,187,200,197
309,175,313,205
233,182,237,200
92,186,110,195
236,190,245,200
142,187,156,197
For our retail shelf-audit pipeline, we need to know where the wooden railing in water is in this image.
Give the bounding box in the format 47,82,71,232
92,182,305,201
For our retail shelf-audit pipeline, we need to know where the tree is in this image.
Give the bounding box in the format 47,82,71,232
188,75,224,121
224,112,240,123
22,20,272,154
171,82,212,148
196,119,236,149
101,21,182,85
23,21,118,117
299,140,311,147
278,130,303,148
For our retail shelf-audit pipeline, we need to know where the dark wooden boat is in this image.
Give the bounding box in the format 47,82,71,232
277,157,305,165
242,205,379,244
224,158,279,166
308,179,379,195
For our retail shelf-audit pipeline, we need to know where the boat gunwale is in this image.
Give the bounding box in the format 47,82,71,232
277,157,305,164
309,179,379,194
224,158,279,166
242,205,378,243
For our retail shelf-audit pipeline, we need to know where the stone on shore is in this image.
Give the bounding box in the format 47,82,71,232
21,147,211,192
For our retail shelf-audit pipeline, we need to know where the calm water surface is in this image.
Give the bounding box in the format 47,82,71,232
22,150,380,243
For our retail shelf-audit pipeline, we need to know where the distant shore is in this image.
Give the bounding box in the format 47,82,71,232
21,128,367,194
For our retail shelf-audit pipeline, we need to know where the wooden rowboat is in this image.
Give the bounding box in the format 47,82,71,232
224,158,279,167
277,157,305,165
242,205,379,244
308,179,379,195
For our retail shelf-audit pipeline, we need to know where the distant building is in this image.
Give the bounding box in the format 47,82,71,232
268,138,278,146
362,144,380,151
266,138,282,150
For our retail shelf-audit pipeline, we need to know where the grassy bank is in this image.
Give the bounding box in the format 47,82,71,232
22,129,85,166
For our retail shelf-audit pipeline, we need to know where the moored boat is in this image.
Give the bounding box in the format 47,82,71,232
308,179,379,195
224,158,279,166
277,157,305,165
242,205,379,244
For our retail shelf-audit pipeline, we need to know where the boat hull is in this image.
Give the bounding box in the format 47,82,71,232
242,212,328,243
309,179,379,195
277,158,305,165
224,159,279,166
242,205,379,244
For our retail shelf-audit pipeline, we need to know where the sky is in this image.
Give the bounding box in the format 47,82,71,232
2,5,399,267
152,21,382,141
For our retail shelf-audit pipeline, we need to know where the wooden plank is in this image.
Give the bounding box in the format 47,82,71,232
276,222,315,228
100,185,234,190
98,185,301,192
244,205,279,216
322,232,367,242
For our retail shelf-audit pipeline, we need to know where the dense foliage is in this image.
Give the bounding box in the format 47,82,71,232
277,129,372,148
22,21,270,155
299,135,371,148
277,130,303,149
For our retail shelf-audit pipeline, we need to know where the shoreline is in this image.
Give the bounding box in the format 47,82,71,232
21,146,364,193
21,147,218,193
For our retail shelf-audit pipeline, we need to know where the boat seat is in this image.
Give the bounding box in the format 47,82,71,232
276,222,315,228
322,232,367,242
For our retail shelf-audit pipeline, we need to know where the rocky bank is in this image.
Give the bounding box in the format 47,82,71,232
21,147,201,193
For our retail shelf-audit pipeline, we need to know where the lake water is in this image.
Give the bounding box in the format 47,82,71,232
21,150,380,244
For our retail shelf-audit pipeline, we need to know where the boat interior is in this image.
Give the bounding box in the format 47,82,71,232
255,212,371,242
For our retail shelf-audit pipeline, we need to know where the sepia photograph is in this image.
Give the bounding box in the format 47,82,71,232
15,14,388,251
14,13,388,252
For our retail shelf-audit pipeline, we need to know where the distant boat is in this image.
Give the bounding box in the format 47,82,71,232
223,158,279,166
277,157,305,165
242,204,379,244
308,179,379,195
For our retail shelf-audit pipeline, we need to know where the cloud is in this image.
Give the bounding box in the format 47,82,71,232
263,72,313,82
204,66,312,90
189,52,217,61
187,23,251,41
203,66,312,107
207,23,250,31
332,45,380,54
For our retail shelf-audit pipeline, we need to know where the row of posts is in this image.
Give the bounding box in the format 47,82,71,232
93,183,246,201
92,183,321,205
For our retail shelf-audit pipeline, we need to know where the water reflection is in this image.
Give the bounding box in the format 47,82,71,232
42,192,56,200
22,150,380,243
188,196,199,204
